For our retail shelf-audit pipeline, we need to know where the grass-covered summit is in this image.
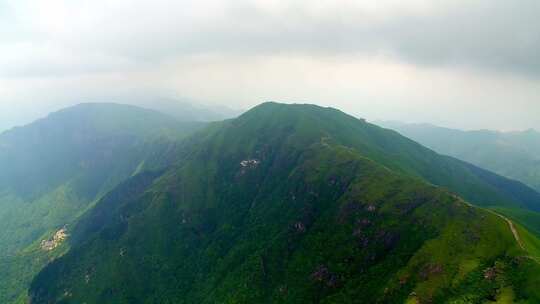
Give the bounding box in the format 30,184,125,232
29,102,540,303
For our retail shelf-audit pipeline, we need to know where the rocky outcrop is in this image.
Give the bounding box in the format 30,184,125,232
40,227,68,251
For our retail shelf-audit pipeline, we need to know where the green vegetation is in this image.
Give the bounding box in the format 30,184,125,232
27,102,540,303
379,122,540,238
379,122,540,195
0,103,204,303
514,223,540,261
491,207,540,237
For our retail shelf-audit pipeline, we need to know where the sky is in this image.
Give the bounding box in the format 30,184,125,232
1,0,539,132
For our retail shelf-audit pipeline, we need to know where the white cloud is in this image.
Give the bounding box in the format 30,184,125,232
0,0,539,131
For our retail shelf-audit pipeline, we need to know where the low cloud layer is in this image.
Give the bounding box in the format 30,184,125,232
1,0,539,131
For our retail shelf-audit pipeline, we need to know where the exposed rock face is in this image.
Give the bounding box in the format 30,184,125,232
293,221,306,233
40,227,68,251
238,159,261,176
483,266,497,281
366,204,377,212
240,159,260,168
310,265,339,288
419,263,444,280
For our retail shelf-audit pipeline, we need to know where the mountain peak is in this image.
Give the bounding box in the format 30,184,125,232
26,100,540,304
239,102,362,129
250,101,343,114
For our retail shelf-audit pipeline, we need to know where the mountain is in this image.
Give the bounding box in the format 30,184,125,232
29,102,540,303
120,97,242,122
378,121,540,235
378,122,540,192
0,103,204,303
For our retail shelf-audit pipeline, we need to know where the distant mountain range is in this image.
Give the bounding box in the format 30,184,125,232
379,121,540,236
0,103,206,303
1,103,540,303
123,97,242,122
378,121,540,192
0,98,241,134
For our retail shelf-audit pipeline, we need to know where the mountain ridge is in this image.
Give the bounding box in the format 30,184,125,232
378,120,540,191
28,102,540,303
378,120,540,235
0,102,206,303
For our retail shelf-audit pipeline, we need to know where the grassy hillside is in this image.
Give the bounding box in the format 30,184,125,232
513,223,540,261
378,122,540,237
378,122,540,193
491,207,540,237
220,103,540,213
29,102,540,303
0,103,204,303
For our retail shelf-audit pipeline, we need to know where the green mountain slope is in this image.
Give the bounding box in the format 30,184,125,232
29,102,540,303
378,122,540,193
0,103,204,303
491,207,540,236
378,121,540,237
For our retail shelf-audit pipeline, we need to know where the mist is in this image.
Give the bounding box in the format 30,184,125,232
2,2,540,302
1,0,540,131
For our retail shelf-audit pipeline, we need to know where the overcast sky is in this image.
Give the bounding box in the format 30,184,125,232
1,0,539,132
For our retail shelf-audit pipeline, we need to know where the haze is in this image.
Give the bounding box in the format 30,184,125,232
1,0,539,132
